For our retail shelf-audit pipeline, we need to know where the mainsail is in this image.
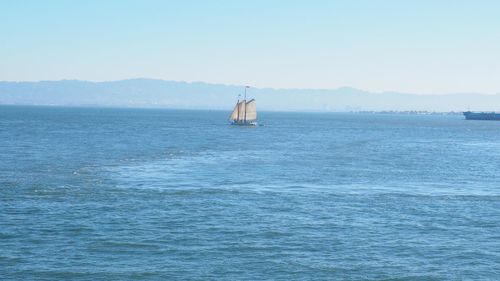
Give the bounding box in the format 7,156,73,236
244,99,257,121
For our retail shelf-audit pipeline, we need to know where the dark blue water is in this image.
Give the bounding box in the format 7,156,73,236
1,106,499,280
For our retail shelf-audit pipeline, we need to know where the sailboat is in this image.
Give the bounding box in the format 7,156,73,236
229,86,257,126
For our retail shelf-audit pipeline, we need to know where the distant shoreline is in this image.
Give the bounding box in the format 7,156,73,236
355,110,463,115
0,104,467,115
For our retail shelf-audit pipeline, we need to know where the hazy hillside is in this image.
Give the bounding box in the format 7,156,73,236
1,79,499,112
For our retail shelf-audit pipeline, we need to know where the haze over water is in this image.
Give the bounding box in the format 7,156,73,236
1,106,499,280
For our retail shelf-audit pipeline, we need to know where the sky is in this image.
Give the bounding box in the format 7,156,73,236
0,0,499,94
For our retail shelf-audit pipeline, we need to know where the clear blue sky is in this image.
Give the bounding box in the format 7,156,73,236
1,0,499,94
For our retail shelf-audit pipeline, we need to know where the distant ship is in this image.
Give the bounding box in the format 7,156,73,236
463,111,500,120
229,86,257,126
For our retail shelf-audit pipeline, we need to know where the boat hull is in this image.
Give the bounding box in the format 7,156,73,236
230,121,258,126
463,111,500,121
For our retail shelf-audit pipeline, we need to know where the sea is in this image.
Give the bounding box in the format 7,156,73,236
1,105,499,280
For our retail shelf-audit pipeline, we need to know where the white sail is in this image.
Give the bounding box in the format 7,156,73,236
229,102,240,121
237,100,246,122
244,99,257,121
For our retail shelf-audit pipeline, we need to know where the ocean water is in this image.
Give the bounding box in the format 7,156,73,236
1,105,499,280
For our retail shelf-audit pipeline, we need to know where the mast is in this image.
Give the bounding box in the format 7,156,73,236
244,86,249,122
236,96,240,122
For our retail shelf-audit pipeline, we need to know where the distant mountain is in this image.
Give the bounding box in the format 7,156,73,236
1,79,499,112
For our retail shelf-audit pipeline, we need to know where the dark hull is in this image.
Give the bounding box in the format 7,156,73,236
463,111,500,121
230,121,257,126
